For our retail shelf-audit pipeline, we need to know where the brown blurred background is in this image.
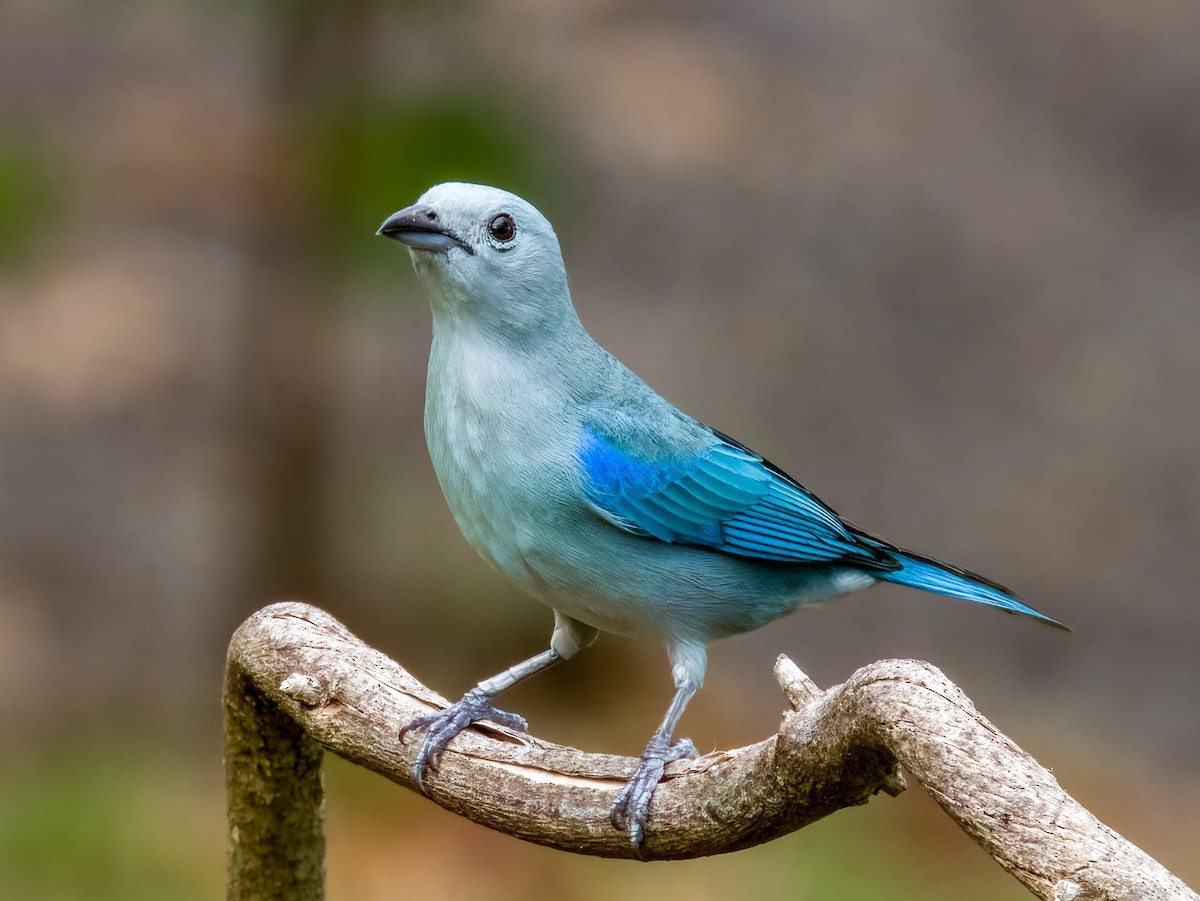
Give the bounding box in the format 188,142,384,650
1,1,1198,898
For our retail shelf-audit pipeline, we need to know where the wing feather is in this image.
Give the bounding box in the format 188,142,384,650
577,422,895,569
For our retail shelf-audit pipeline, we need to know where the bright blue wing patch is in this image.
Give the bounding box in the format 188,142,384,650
577,423,894,568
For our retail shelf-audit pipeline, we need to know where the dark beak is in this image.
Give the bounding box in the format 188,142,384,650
376,205,473,254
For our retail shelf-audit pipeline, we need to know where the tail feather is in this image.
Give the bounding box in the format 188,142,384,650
873,547,1068,630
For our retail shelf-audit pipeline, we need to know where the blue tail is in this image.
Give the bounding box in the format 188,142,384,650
870,545,1068,630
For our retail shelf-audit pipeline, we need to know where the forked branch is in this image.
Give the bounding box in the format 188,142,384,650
224,602,1196,901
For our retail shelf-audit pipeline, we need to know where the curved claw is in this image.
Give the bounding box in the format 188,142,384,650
610,731,699,854
398,686,528,793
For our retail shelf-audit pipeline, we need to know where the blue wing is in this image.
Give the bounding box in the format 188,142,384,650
577,423,896,569
576,421,1067,627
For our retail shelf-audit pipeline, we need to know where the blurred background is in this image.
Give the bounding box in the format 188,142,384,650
2,0,1198,898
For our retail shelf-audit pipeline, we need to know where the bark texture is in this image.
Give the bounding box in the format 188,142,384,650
224,602,1197,900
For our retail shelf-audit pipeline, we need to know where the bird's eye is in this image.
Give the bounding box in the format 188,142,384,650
487,213,516,242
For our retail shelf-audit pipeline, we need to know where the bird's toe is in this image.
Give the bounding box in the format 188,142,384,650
398,687,526,793
610,730,695,854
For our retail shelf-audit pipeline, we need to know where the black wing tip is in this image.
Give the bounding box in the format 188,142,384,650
1026,610,1073,632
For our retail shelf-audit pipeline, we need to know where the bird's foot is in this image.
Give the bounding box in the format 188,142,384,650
610,731,699,854
398,686,527,793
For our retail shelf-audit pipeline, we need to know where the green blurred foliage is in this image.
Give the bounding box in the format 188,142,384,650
309,93,562,270
0,139,55,268
0,743,222,901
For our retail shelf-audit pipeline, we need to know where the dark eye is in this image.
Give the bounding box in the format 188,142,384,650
487,213,516,242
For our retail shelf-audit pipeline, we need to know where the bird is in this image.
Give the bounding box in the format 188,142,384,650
377,182,1064,853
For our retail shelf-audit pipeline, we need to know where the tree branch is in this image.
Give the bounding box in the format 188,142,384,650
224,602,1197,901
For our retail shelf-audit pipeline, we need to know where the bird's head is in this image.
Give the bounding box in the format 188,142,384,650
378,183,576,339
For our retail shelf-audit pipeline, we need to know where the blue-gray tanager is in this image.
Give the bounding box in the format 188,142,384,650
378,183,1063,852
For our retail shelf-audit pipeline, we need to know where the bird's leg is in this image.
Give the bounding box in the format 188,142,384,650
399,648,561,793
610,679,700,854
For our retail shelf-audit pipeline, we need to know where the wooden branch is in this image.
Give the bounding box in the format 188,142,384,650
224,602,1197,901
224,643,324,901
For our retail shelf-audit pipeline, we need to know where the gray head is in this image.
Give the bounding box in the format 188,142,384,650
378,183,578,339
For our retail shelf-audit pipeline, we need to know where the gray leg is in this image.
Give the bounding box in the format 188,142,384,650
610,640,707,853
400,612,598,793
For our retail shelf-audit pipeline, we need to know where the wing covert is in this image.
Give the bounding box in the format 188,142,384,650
577,423,894,568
